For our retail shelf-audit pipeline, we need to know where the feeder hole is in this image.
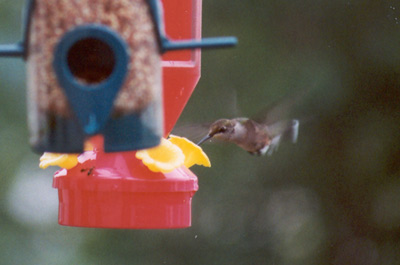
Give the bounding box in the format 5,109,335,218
67,38,115,85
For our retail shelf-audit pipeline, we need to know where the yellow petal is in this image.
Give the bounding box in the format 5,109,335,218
168,135,211,168
39,152,78,169
136,138,185,173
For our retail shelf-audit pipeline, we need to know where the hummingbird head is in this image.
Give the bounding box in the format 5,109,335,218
197,119,236,145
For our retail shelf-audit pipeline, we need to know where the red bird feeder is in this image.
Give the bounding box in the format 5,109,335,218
0,0,236,229
53,0,226,229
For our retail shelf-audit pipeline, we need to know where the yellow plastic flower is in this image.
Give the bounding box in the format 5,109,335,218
38,140,93,170
168,135,211,168
136,138,185,173
39,153,79,169
136,135,211,173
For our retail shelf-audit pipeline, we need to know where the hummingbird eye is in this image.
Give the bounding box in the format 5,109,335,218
219,126,227,133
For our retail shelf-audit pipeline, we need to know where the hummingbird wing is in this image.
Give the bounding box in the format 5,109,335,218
266,119,299,143
251,87,310,126
170,122,211,143
171,89,241,143
264,119,299,156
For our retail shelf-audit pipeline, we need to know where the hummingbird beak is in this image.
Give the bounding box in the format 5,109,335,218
197,134,212,145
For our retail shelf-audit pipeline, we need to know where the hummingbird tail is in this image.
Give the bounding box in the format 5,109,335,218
265,119,299,156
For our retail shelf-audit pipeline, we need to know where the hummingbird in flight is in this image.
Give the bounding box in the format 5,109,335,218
193,88,308,156
197,118,299,156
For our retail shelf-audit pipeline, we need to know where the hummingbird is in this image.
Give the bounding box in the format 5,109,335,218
197,118,299,156
194,88,308,156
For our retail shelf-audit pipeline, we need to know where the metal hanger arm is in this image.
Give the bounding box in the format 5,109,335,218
147,0,237,53
0,43,25,57
0,0,35,59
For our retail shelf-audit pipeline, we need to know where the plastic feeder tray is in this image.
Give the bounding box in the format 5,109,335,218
53,136,198,229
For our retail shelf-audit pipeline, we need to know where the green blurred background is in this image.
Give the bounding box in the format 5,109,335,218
1,0,400,264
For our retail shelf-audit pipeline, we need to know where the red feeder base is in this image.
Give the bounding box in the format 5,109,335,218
52,139,198,229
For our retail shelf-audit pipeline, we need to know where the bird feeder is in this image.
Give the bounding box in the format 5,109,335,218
0,0,236,228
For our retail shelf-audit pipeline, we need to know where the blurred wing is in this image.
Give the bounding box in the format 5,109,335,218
170,122,211,143
252,86,311,125
264,119,299,156
266,119,299,143
229,89,241,117
171,89,241,143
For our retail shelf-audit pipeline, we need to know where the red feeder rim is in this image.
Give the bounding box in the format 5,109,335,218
53,136,198,229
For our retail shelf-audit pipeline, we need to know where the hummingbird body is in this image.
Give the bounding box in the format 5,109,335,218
198,117,299,156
